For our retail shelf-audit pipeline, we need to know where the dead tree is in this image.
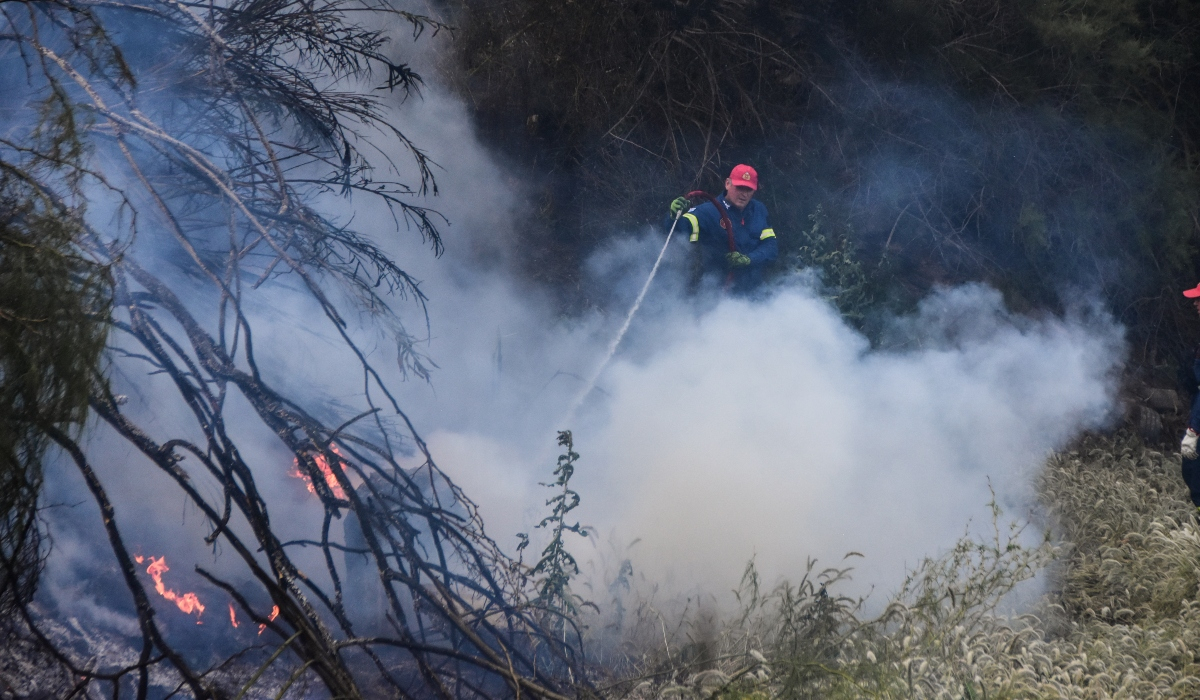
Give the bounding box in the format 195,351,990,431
0,0,582,696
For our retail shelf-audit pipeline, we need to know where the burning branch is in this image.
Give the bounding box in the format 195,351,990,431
290,445,349,500
0,0,583,696
143,557,206,622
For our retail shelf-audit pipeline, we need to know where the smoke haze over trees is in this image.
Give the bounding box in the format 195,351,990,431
448,0,1200,368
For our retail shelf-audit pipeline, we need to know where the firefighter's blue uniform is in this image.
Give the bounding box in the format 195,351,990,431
666,195,777,292
1183,345,1200,506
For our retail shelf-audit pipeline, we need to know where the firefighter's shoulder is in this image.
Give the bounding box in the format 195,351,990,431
688,199,720,220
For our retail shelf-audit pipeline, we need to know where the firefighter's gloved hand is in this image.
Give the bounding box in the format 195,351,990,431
726,251,752,267
1184,429,1199,460
669,197,690,217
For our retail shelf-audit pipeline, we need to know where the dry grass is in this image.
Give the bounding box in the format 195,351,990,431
597,431,1200,699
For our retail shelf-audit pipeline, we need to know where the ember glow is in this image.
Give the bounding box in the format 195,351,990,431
143,556,205,622
258,605,279,635
229,603,239,628
289,444,348,499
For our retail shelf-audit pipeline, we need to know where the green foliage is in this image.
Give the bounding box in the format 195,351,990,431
519,430,591,633
0,179,110,619
790,207,879,327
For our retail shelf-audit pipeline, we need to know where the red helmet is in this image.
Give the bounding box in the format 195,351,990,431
1184,283,1200,298
728,164,758,190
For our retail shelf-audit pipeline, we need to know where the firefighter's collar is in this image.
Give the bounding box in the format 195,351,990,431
719,195,744,214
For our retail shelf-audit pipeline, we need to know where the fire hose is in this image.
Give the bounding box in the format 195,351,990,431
686,189,737,288
563,191,729,421
686,190,736,254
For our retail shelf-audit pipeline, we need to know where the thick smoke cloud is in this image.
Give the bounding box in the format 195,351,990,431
38,29,1125,644
571,282,1121,597
318,75,1126,602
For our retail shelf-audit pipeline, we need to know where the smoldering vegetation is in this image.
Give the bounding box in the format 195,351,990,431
0,0,580,697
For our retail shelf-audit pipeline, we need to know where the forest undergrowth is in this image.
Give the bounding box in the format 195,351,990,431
592,431,1200,700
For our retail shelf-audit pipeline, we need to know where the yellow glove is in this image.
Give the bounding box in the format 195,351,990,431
726,251,751,267
669,196,690,216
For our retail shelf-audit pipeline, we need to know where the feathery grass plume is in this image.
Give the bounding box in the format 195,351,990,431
1040,432,1200,624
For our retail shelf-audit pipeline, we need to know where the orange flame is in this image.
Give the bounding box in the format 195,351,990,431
134,555,144,564
229,602,239,628
289,444,347,499
143,556,205,622
258,605,279,635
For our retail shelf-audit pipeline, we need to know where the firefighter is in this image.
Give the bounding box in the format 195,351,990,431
1181,283,1200,513
667,164,778,292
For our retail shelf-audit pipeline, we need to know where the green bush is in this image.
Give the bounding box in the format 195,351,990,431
790,206,880,328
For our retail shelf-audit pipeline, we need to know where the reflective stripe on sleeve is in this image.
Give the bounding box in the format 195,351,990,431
759,228,776,240
683,213,700,242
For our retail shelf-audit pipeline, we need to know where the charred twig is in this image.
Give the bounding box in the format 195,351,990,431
2,0,582,695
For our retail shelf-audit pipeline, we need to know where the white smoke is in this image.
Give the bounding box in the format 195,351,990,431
317,76,1126,603
570,282,1121,596
259,76,1126,602
37,26,1126,641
